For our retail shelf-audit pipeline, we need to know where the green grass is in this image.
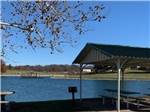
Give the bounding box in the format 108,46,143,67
63,72,150,80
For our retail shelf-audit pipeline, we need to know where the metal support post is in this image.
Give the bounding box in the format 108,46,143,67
117,59,121,112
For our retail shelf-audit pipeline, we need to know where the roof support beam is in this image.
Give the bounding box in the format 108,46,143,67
79,64,88,101
116,59,128,112
79,64,83,101
116,59,121,112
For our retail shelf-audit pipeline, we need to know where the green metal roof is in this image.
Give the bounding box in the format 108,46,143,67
73,43,150,64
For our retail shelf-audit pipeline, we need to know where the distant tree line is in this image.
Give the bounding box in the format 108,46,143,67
7,64,80,74
3,63,150,74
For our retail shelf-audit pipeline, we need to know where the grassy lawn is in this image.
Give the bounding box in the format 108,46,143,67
63,72,150,80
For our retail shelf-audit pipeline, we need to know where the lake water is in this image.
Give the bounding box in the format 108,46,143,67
1,76,150,102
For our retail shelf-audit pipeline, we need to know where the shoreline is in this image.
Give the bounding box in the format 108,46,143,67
1,74,50,77
1,74,150,81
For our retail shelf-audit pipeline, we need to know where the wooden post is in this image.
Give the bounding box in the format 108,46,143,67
121,68,125,90
79,64,83,101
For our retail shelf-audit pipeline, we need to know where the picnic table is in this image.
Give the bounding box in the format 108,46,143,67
104,89,141,109
0,91,15,101
0,91,15,112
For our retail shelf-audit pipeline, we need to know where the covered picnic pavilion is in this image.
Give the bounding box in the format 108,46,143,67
72,43,150,112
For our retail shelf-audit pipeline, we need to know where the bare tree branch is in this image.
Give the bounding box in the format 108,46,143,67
1,1,105,56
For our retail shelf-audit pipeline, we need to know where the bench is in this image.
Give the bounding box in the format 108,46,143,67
123,99,150,108
120,95,150,108
99,94,148,109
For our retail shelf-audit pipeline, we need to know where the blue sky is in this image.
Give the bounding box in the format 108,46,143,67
2,1,150,65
